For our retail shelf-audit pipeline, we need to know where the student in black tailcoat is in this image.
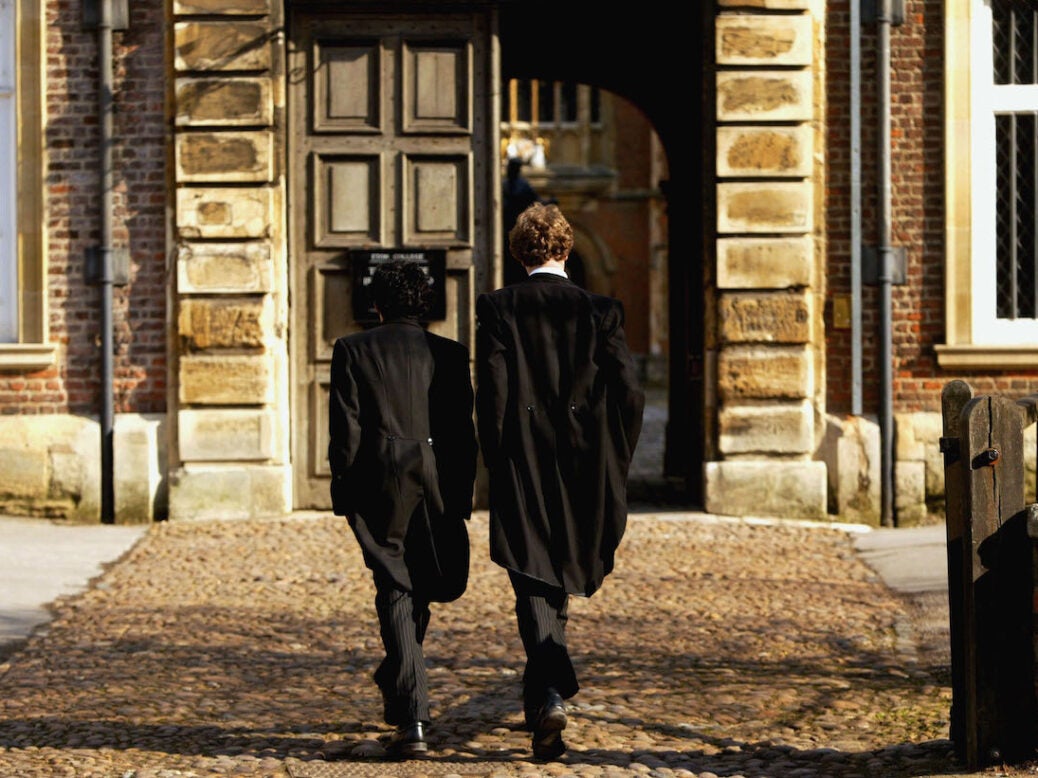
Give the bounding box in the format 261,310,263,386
475,203,645,760
328,259,477,759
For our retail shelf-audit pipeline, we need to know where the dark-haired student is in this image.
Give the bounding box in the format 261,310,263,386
328,259,477,759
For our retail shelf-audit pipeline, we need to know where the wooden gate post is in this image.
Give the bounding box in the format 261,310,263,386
941,379,973,755
954,392,1035,767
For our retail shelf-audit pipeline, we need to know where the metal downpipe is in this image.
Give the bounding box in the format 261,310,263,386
98,0,115,523
850,0,863,416
878,0,894,527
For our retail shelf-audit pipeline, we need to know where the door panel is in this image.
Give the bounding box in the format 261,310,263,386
312,42,381,134
289,10,491,508
403,153,471,243
311,153,384,246
401,41,470,133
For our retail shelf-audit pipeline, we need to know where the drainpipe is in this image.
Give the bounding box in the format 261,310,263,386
850,0,862,416
877,0,895,527
97,0,116,523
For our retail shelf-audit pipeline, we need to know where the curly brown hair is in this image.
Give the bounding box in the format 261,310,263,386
507,202,574,268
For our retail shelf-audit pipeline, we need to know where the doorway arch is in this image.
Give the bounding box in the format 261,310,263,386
497,3,709,504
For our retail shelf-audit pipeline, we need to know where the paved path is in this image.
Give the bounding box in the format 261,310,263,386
0,516,146,659
0,509,993,778
0,390,996,777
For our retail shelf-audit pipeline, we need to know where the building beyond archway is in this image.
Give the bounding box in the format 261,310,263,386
497,4,708,503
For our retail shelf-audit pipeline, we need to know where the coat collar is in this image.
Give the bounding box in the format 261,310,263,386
379,315,424,328
523,272,574,286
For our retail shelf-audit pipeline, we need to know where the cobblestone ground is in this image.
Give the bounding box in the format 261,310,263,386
0,508,1022,778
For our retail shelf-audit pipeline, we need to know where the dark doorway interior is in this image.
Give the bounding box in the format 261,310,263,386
497,3,708,507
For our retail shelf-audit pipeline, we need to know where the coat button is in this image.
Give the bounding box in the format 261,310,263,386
526,405,534,412
570,403,577,412
427,437,433,445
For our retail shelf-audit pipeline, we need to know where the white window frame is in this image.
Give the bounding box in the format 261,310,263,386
0,0,17,342
937,0,1038,367
0,0,53,370
971,0,1038,344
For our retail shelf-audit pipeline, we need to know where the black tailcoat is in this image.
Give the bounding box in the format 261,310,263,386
475,273,645,597
328,318,477,601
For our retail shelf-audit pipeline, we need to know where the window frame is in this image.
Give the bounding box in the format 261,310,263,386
1,0,17,341
938,0,1038,367
0,0,52,370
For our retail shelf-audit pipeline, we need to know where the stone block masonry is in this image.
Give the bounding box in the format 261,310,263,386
709,3,826,520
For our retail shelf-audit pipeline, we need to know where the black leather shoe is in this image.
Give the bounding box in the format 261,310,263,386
531,689,567,760
524,687,568,730
384,721,428,758
536,689,567,731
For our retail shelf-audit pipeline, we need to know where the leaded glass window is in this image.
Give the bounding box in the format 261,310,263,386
992,0,1038,319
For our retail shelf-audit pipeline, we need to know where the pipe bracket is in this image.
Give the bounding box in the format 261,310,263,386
85,247,130,286
862,245,907,286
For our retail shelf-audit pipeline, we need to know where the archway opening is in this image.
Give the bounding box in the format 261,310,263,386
498,77,691,506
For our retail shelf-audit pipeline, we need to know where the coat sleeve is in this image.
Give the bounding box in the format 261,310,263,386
600,299,646,458
475,294,508,468
328,338,361,516
445,344,477,519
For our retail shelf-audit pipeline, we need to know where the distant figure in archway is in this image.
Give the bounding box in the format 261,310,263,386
502,157,545,286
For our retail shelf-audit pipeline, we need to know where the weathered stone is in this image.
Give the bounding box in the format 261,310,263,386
173,0,270,16
1026,423,1037,500
178,297,268,350
0,415,99,520
718,181,813,233
177,242,274,293
894,460,928,526
168,464,290,520
894,411,942,462
178,409,275,461
705,460,827,519
719,400,814,455
717,237,814,289
174,22,272,72
718,345,812,401
176,132,273,183
717,70,813,121
175,78,272,126
0,446,48,498
179,355,274,405
895,411,947,503
114,414,167,524
719,291,812,344
716,14,813,66
819,413,881,526
717,126,812,177
176,187,273,239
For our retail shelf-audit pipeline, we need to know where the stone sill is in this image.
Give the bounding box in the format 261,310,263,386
935,344,1038,370
0,343,58,372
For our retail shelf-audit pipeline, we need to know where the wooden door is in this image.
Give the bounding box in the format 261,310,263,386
288,9,495,508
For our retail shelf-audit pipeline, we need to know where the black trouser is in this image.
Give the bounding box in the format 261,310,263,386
372,571,431,726
508,569,579,719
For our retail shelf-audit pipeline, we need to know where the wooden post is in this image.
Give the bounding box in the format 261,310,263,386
960,394,1034,766
941,379,972,755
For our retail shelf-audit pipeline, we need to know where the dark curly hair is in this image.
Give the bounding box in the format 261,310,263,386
369,259,433,320
508,202,574,268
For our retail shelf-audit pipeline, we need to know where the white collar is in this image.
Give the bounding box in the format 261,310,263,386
529,266,568,279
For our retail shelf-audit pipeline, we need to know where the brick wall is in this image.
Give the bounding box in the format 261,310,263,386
825,0,1038,416
0,0,167,415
